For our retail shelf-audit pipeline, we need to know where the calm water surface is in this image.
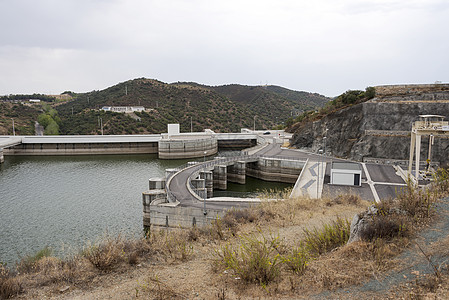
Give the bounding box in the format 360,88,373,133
0,154,291,265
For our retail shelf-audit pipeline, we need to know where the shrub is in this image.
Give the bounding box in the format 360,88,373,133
217,233,283,285
282,246,309,275
302,217,351,256
397,181,435,219
0,263,22,299
360,215,408,241
434,168,449,195
83,238,124,272
16,246,52,273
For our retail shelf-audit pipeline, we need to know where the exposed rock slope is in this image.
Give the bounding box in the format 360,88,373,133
290,84,449,165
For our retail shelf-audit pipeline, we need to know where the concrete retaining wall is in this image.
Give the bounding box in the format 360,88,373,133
246,158,305,184
148,204,224,228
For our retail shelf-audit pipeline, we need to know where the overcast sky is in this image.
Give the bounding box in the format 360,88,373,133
0,0,448,97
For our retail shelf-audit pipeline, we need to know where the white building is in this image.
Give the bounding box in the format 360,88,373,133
101,106,145,113
330,162,362,186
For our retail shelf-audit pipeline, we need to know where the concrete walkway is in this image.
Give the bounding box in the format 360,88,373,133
290,159,327,199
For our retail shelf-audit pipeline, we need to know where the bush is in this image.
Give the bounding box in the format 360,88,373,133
16,246,52,273
0,263,22,299
397,181,435,219
282,246,309,275
217,233,283,285
83,238,124,272
360,215,408,241
302,217,351,256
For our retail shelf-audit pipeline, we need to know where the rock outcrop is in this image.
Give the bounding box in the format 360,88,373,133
290,84,449,166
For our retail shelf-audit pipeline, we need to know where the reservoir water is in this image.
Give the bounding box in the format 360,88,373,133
0,154,291,265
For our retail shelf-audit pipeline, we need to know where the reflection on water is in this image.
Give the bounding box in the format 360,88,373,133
0,155,291,265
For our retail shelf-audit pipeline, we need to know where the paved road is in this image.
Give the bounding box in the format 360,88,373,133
167,137,409,212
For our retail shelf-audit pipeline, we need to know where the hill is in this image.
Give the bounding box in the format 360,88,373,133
54,79,330,135
0,102,40,135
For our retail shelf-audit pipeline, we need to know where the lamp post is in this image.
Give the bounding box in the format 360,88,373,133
100,118,103,135
317,149,323,199
323,136,327,157
203,150,207,215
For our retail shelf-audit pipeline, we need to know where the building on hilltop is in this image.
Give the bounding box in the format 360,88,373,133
101,106,145,113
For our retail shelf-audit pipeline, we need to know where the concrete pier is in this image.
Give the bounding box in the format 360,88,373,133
200,170,214,198
149,177,165,190
142,189,167,228
227,161,246,184
0,148,3,164
213,165,227,190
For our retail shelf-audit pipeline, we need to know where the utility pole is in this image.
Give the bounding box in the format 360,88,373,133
190,116,193,133
100,118,103,135
253,116,256,132
125,85,128,96
12,118,15,136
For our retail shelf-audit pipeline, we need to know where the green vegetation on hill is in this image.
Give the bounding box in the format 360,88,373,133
37,105,61,135
0,78,330,135
286,86,375,130
56,79,330,135
0,102,40,135
0,93,56,102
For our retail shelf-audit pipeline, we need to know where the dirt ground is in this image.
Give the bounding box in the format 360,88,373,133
11,196,449,299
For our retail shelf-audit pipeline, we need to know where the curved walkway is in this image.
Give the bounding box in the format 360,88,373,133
166,137,410,212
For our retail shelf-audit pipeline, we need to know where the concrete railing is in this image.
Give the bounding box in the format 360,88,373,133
182,154,306,201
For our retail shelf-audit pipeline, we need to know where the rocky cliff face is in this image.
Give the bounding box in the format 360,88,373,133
290,84,449,166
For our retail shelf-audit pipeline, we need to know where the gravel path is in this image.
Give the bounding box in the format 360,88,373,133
314,196,449,299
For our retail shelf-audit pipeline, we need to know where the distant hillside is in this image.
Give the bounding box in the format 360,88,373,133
210,84,328,120
0,102,40,135
55,79,330,135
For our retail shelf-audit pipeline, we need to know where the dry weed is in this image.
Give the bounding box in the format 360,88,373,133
0,263,22,299
83,237,125,272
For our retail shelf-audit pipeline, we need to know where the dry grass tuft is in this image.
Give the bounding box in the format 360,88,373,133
302,216,351,256
83,237,125,272
0,263,22,299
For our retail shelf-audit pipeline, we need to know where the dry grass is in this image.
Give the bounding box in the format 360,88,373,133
3,174,449,299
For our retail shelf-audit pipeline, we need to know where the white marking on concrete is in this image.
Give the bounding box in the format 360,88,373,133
361,163,380,203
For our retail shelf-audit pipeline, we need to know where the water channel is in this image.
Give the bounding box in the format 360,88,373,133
0,154,291,265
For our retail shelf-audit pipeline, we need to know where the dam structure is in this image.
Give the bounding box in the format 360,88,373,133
142,132,312,229
0,126,271,162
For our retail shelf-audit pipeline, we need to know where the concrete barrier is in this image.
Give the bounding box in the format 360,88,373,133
149,204,224,228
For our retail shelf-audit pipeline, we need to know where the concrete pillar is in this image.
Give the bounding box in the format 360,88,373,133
191,178,205,189
213,165,227,190
227,161,246,184
142,189,167,228
165,168,177,180
196,187,207,200
149,177,165,190
200,171,213,198
415,134,421,180
408,132,416,176
0,148,3,164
